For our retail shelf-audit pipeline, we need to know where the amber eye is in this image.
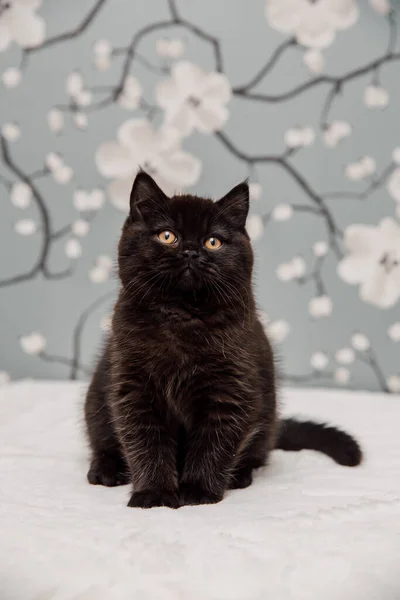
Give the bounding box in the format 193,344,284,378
157,230,177,245
205,236,222,250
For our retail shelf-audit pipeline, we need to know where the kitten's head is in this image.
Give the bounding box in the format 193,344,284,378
118,171,253,306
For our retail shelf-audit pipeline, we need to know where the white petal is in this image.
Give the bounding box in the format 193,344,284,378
89,265,110,283
20,332,46,355
370,0,391,16
94,54,111,71
246,214,264,241
0,22,12,52
47,108,64,133
53,165,73,184
11,182,32,209
75,89,92,107
249,182,262,201
351,332,370,351
303,49,324,73
2,122,21,141
335,367,350,385
74,112,88,129
107,177,132,212
387,375,400,393
313,241,328,257
387,168,400,203
72,219,90,237
268,320,290,343
65,238,82,259
93,39,112,57
310,351,328,370
359,266,400,308
155,149,201,190
364,85,389,109
0,370,10,386
392,148,400,166
276,262,295,282
192,102,229,134
8,6,45,48
388,322,400,342
291,256,306,278
335,347,355,365
96,255,113,270
100,314,112,332
66,71,84,96
284,128,304,148
308,295,333,318
272,203,293,221
45,152,63,171
14,219,36,235
96,141,133,178
2,67,22,88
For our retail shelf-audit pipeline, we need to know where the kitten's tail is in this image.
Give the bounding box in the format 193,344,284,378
275,418,362,467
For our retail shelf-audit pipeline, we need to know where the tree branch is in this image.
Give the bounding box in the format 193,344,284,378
26,0,107,53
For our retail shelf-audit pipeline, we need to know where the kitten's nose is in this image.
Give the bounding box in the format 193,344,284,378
183,249,199,261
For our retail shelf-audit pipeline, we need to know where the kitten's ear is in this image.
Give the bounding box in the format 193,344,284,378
129,170,169,220
216,181,249,229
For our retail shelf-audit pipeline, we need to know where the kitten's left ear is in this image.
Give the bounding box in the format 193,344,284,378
129,170,169,220
216,181,249,228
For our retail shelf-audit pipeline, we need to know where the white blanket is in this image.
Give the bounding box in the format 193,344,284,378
0,381,399,600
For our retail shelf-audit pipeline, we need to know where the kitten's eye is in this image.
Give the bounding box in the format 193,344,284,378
205,236,222,250
157,230,177,245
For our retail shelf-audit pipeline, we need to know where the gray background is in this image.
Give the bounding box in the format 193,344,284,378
0,0,399,391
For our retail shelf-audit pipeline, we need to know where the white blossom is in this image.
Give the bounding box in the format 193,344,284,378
73,189,105,212
20,332,46,355
313,241,328,257
47,109,64,134
0,0,45,52
335,367,350,385
335,348,355,365
284,126,315,148
338,218,400,308
249,182,262,201
1,122,20,141
387,375,400,393
388,322,400,342
246,214,264,241
303,49,324,74
72,220,90,237
310,351,328,371
156,38,185,58
10,182,31,209
351,333,370,351
308,295,333,319
370,0,391,16
65,238,82,259
73,112,88,130
323,121,351,148
0,370,10,386
2,67,22,88
364,85,389,109
268,320,290,343
14,219,36,235
345,156,376,181
272,203,293,221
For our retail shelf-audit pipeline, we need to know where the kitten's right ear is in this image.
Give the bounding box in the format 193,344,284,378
129,170,169,220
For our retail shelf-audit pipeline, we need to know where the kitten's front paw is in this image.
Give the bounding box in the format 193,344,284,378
180,481,223,506
87,455,129,487
128,489,180,509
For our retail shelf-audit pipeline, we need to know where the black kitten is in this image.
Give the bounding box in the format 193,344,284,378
84,172,362,509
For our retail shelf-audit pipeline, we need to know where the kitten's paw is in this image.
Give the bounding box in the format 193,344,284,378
180,482,223,506
87,455,129,487
127,489,180,509
229,468,253,490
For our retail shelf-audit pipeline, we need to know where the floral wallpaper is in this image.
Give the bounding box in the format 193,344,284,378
0,0,400,393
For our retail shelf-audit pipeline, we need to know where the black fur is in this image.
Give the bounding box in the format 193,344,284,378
84,172,362,509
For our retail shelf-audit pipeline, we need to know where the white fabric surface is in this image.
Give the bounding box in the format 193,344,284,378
0,381,399,600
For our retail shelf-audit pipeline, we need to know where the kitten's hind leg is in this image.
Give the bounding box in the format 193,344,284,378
84,351,130,487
